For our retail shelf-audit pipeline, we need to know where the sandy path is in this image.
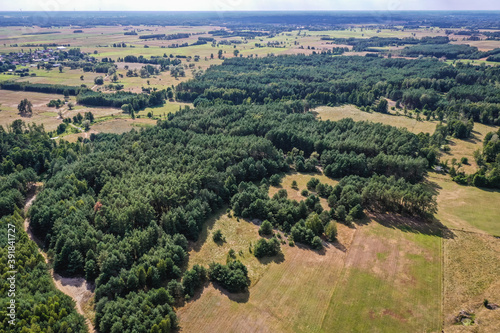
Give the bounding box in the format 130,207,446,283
23,186,96,333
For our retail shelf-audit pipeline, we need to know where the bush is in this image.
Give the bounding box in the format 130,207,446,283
258,220,273,236
307,177,320,190
94,76,104,85
56,123,67,135
182,265,207,297
335,205,346,222
349,204,364,219
324,221,337,241
311,236,323,250
253,237,281,258
212,229,225,243
301,189,309,197
208,261,249,293
269,174,281,186
461,157,469,165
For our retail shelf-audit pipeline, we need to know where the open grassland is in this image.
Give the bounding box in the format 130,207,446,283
178,206,444,333
0,90,76,130
443,123,498,174
321,218,442,333
314,104,439,134
429,172,500,236
178,207,355,333
268,171,338,210
136,101,192,118
443,231,500,333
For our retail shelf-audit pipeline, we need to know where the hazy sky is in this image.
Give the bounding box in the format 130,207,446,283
1,0,500,11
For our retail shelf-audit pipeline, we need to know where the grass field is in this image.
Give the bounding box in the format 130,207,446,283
443,123,498,174
320,219,442,333
443,231,500,333
178,205,444,333
268,172,338,210
314,105,439,134
429,172,500,236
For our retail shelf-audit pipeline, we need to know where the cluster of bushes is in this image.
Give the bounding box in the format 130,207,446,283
208,261,250,293
253,237,281,258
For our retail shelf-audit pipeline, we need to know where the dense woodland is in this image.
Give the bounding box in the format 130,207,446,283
176,54,500,126
0,122,87,332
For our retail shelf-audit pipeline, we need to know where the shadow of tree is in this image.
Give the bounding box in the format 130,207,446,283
212,282,250,303
256,251,285,265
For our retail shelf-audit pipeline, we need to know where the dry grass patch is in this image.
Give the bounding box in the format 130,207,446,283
89,118,156,134
321,220,443,333
177,209,356,333
444,123,498,174
268,171,338,210
314,105,438,134
429,172,500,236
443,231,500,333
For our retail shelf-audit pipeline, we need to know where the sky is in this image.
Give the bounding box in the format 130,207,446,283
1,0,500,12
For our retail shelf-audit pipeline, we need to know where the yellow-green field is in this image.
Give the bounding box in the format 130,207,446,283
321,220,442,333
429,172,500,236
314,104,439,134
178,208,443,333
268,172,338,210
443,231,500,333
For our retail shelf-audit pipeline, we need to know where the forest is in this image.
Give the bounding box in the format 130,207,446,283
176,54,500,126
19,85,439,332
0,122,88,332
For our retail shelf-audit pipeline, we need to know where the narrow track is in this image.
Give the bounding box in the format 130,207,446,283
23,186,96,333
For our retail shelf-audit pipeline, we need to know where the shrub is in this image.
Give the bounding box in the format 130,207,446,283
259,220,273,236
212,229,225,243
94,76,104,85
269,174,281,186
311,236,323,250
324,221,337,241
208,261,249,293
253,237,281,258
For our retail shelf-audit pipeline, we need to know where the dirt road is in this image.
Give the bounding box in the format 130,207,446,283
23,186,96,333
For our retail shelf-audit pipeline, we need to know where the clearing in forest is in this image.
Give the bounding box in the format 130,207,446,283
429,172,500,236
314,105,438,134
268,172,338,210
177,208,443,333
